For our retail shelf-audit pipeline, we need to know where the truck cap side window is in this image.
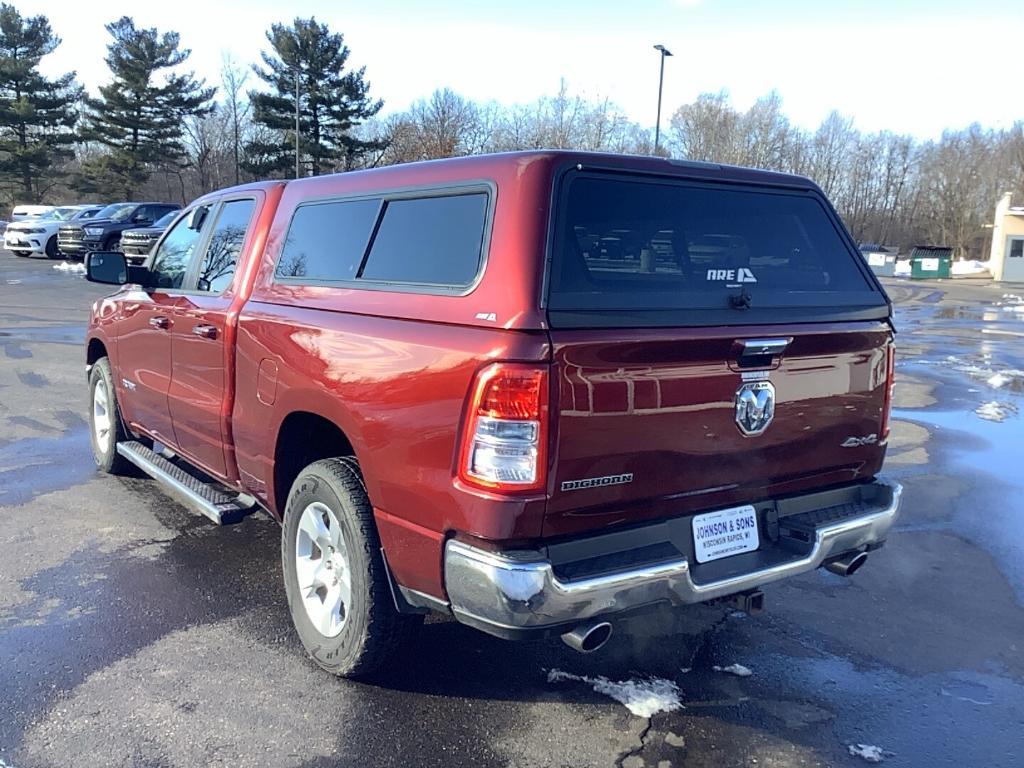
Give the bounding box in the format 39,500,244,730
359,194,487,286
276,198,380,282
274,192,488,289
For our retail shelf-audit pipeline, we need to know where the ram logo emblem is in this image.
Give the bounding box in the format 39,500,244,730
735,381,775,436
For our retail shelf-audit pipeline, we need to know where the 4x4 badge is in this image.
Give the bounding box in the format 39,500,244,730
735,381,775,436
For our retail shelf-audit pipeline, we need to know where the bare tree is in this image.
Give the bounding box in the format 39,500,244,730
668,90,740,163
221,53,250,186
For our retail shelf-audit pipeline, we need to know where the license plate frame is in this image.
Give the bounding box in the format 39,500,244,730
692,505,760,564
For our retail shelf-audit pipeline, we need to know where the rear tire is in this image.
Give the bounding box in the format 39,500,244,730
13,250,29,258
281,457,421,679
88,357,133,475
45,235,59,259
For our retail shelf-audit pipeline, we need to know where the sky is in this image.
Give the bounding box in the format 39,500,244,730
37,0,1022,140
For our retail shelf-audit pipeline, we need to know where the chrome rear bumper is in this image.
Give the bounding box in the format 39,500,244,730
444,478,902,637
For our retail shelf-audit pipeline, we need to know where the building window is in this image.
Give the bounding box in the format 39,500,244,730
1009,239,1024,259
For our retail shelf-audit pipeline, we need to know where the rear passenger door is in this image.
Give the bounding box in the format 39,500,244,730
167,196,257,479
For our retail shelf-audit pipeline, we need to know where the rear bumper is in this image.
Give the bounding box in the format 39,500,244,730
443,477,902,638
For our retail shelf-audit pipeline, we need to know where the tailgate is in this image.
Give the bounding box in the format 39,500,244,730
541,167,893,537
545,324,892,537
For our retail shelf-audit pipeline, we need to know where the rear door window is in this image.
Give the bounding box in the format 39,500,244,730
196,199,256,294
549,173,886,326
150,206,212,290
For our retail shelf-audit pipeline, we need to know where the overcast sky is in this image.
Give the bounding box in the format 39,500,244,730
39,0,1021,139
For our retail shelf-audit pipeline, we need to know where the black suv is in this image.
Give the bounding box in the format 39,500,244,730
120,210,180,264
58,202,180,259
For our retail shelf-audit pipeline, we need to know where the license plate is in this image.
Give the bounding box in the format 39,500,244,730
692,505,760,564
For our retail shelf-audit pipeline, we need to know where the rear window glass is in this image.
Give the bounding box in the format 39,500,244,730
276,199,379,281
361,194,487,286
549,174,882,319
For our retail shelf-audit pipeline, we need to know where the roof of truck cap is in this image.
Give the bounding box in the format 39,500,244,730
303,150,819,189
199,152,820,202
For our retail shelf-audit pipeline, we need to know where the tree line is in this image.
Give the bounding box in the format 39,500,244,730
1,2,1021,258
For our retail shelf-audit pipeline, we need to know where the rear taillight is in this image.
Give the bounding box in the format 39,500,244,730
458,363,549,492
881,343,895,438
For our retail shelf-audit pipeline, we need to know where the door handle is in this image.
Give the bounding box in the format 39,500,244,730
192,324,218,340
149,316,170,329
739,338,791,356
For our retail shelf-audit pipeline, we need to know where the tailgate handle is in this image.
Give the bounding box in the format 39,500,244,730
740,338,791,357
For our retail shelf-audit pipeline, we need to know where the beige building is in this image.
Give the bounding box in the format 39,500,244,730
989,192,1024,282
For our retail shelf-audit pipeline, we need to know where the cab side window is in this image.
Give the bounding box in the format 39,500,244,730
196,199,256,294
150,206,210,290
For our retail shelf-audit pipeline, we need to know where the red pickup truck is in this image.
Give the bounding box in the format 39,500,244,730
84,151,901,677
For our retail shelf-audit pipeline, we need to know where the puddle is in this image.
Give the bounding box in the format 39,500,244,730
893,409,1024,600
0,325,87,346
0,426,94,506
734,642,1024,767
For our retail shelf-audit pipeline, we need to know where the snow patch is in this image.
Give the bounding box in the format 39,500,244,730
712,663,753,677
547,669,683,717
930,359,1024,389
975,401,1018,423
848,743,892,763
951,259,990,276
52,261,85,275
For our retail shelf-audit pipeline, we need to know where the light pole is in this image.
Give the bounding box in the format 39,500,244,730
294,67,301,179
653,44,673,154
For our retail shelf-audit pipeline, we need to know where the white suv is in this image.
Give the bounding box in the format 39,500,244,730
5,205,103,258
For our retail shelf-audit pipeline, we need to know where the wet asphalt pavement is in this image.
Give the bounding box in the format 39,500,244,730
1,254,1023,768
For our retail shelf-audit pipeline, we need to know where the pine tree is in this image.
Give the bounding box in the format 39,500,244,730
245,17,382,177
0,3,81,203
81,16,215,198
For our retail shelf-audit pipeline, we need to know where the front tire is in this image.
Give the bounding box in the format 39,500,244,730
13,249,29,258
89,358,133,474
45,235,59,259
281,458,420,678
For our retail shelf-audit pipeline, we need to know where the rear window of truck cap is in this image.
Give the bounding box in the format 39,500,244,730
547,172,889,327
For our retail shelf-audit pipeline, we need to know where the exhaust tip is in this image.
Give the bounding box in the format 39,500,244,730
825,551,868,577
561,621,613,653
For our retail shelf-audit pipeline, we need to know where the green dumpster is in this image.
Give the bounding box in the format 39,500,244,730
909,246,952,279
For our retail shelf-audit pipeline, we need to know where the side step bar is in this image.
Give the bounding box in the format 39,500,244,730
117,441,254,525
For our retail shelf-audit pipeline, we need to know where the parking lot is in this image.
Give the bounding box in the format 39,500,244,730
1,253,1022,767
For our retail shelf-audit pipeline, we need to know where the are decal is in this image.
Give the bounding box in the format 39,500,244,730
706,267,757,283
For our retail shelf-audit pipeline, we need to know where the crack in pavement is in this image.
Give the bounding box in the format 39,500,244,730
615,719,652,768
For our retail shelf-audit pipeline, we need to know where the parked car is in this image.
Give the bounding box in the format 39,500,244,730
58,202,179,259
11,204,54,221
84,151,901,678
5,205,104,258
119,210,179,264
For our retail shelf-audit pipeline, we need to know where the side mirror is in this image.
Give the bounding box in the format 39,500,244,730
86,251,128,285
86,251,152,288
188,207,208,231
